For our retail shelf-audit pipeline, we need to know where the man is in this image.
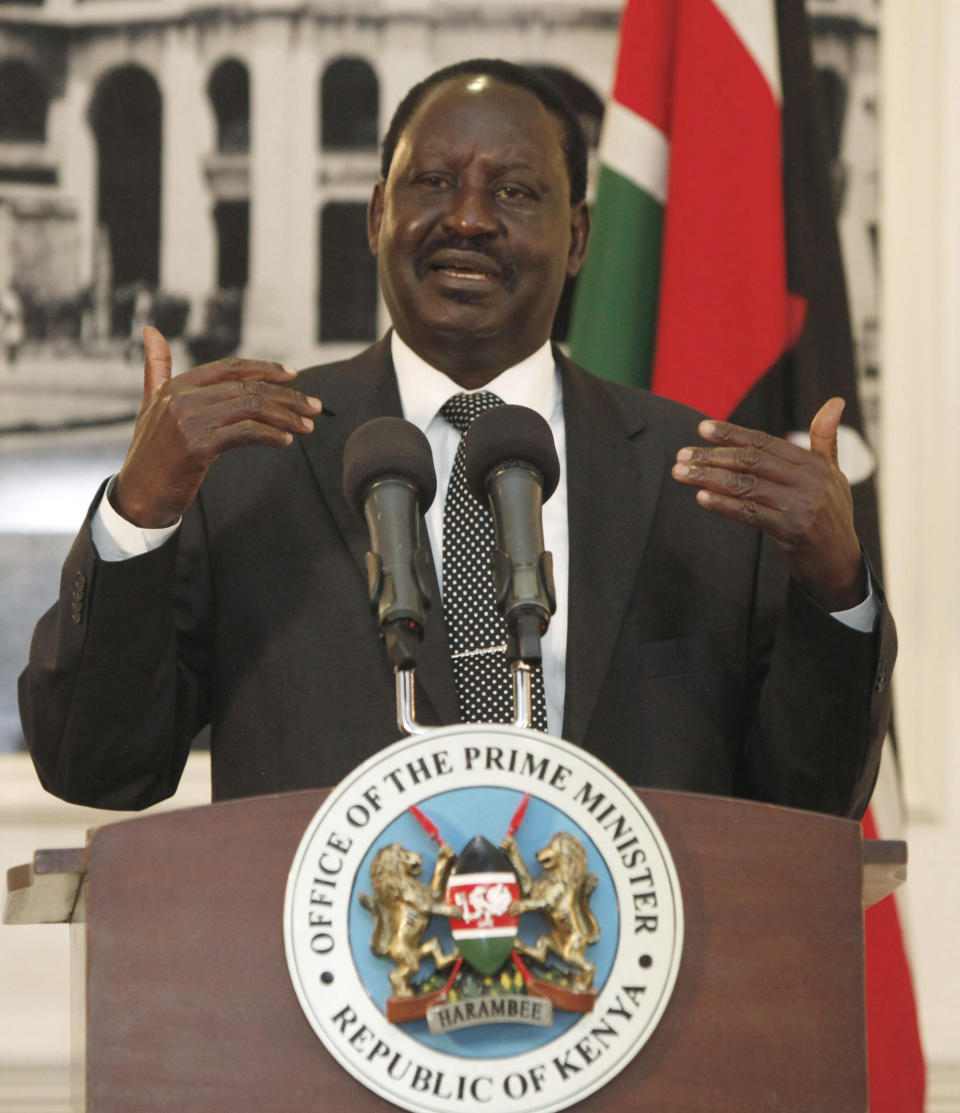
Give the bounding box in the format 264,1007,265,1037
20,60,893,816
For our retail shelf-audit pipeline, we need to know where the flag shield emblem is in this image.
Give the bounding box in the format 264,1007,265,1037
445,835,519,975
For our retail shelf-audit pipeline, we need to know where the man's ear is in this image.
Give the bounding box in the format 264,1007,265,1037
367,181,385,255
566,200,591,278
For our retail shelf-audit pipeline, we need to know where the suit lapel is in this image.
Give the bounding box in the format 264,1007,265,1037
558,355,665,743
298,338,402,580
297,338,460,728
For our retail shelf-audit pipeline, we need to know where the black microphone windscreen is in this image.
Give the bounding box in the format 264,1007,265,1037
463,405,560,503
342,417,437,514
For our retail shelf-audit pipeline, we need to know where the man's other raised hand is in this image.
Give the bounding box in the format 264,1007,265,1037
671,398,865,612
112,326,322,528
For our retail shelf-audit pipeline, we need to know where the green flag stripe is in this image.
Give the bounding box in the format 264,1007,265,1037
568,164,664,390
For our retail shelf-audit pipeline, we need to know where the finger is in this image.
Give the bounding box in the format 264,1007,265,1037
205,419,298,454
809,397,845,467
693,418,811,465
671,461,789,509
141,326,172,404
186,355,301,389
182,390,319,439
675,442,815,485
692,487,784,532
172,377,322,418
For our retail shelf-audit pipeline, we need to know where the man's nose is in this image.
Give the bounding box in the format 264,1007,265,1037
441,185,499,238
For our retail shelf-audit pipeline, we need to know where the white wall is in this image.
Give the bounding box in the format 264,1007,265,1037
881,1,960,1105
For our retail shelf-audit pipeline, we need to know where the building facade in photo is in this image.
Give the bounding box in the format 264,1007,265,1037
0,0,617,364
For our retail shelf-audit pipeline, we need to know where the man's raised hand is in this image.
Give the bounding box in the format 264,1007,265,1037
112,326,322,528
671,398,865,612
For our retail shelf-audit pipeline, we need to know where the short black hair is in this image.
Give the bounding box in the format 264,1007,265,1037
380,58,588,205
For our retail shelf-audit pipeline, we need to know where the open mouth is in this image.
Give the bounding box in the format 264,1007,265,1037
431,265,491,281
427,249,500,283
414,245,517,293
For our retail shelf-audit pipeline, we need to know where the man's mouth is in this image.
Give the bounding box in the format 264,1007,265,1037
427,250,500,282
413,243,518,293
435,267,488,281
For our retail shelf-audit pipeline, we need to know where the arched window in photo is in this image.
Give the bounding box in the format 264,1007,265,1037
0,60,49,143
90,65,162,334
320,57,378,151
208,58,250,154
318,201,377,341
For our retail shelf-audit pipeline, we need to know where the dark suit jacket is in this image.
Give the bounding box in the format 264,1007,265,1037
20,337,894,815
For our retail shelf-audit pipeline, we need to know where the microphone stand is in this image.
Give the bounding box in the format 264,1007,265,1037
395,666,426,736
510,660,535,730
396,658,536,735
397,658,535,735
381,617,429,736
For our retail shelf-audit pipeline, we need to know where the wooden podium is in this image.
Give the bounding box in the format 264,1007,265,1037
4,789,906,1113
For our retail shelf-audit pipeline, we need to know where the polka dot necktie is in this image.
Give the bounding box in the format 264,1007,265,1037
440,391,549,732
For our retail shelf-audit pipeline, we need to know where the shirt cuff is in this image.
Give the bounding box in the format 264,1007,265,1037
90,476,181,562
829,572,879,633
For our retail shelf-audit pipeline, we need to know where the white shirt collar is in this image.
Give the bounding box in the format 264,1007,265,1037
391,330,559,432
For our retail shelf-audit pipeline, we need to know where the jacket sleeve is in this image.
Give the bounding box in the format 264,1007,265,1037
18,487,211,810
739,548,895,819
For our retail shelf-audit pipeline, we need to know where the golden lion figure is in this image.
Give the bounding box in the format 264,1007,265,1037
358,842,459,998
501,831,600,992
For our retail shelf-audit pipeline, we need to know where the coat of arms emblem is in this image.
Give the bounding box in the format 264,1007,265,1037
358,796,602,1030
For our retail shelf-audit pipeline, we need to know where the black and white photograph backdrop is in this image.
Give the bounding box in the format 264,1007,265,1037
0,0,880,754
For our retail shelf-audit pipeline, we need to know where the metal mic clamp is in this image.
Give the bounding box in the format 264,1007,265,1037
510,660,535,730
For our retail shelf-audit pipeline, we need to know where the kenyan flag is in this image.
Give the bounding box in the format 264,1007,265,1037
569,3,925,1108
569,0,805,420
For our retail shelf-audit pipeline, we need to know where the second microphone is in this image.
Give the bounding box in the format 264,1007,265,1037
463,404,560,666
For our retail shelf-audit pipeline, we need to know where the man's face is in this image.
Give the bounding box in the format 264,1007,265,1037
368,75,589,385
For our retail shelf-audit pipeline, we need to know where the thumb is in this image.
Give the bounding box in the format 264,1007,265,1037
141,326,172,404
809,396,845,467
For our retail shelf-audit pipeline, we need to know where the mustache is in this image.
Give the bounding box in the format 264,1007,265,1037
414,236,518,293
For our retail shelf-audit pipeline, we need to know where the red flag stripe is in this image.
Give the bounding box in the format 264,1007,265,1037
861,805,926,1110
613,0,678,131
650,0,796,419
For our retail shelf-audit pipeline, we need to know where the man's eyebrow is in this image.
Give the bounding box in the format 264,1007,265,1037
492,158,543,174
477,153,559,185
398,146,560,191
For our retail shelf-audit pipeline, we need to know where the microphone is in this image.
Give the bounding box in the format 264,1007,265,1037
463,405,560,665
342,417,437,670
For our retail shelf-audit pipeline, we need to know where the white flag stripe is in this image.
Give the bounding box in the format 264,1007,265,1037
448,872,515,887
712,0,782,102
450,926,518,940
599,100,670,203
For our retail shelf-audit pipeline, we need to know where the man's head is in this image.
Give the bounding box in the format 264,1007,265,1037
368,60,591,387
380,60,589,205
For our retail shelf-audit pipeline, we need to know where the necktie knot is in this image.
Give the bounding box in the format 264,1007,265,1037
440,390,504,435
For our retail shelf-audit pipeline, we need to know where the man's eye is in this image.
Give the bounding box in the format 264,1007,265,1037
419,175,449,189
496,185,531,201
